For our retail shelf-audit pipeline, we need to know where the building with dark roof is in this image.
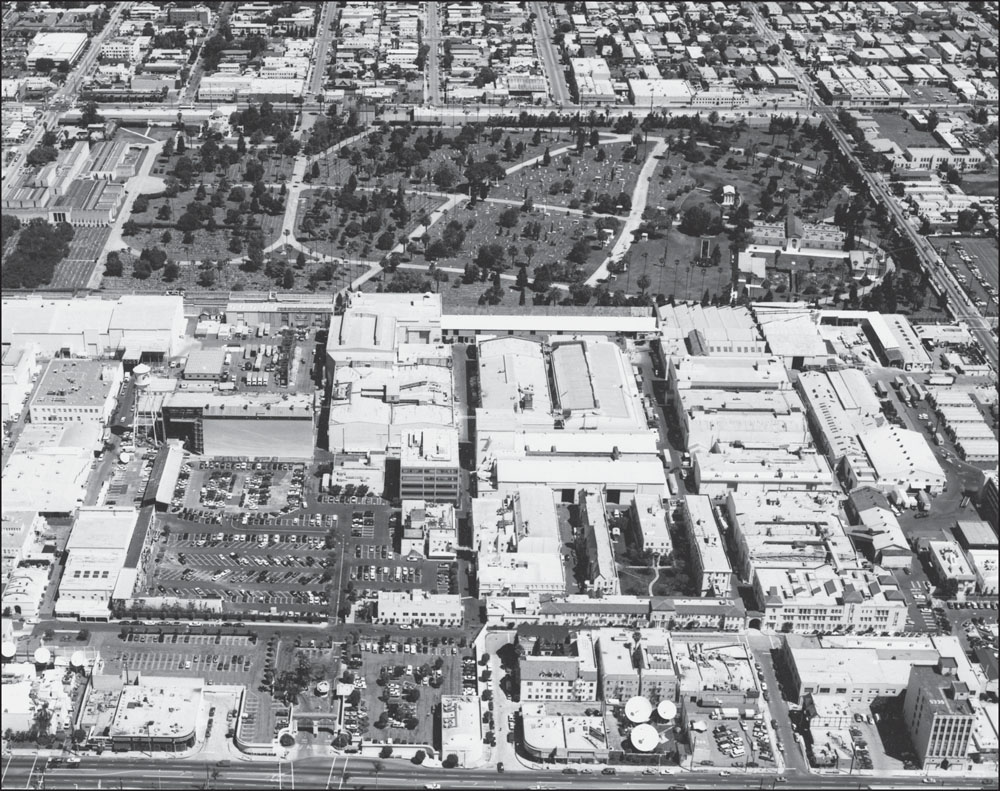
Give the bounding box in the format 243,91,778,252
902,659,976,769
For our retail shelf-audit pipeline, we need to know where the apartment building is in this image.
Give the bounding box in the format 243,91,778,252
903,660,976,769
520,631,598,702
681,495,732,597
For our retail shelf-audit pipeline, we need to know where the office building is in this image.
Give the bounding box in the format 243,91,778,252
694,448,840,497
681,495,732,597
926,540,977,598
520,631,598,702
375,590,463,628
580,488,620,596
439,695,482,767
629,495,672,556
26,32,88,69
521,704,610,763
903,660,976,769
398,428,460,504
108,677,201,751
28,359,123,426
398,500,457,560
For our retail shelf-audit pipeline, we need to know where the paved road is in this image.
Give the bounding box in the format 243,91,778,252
308,3,336,99
2,2,130,196
586,137,668,287
5,753,995,791
747,6,997,371
531,2,570,105
424,2,443,107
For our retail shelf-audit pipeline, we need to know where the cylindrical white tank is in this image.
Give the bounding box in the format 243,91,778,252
132,363,151,388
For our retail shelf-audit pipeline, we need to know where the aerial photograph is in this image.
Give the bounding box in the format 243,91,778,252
1,1,998,790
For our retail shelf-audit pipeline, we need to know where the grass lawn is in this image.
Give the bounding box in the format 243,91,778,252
960,173,999,198
626,228,735,302
148,151,296,186
873,112,940,149
619,566,656,597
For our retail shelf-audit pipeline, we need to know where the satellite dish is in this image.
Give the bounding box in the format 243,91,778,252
1,641,15,659
70,651,86,668
657,700,677,721
34,646,51,665
624,696,652,724
316,680,331,695
630,723,659,752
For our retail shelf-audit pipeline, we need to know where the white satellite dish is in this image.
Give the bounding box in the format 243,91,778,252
657,700,677,720
34,646,51,665
630,723,659,752
624,695,652,724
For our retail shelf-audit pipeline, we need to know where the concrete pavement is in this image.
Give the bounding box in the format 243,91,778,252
586,137,668,287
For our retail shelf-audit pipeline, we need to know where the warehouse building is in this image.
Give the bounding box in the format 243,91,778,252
26,32,88,69
854,425,946,494
182,349,226,381
1,295,186,359
160,391,314,458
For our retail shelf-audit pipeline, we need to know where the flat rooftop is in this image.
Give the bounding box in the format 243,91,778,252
31,359,118,409
110,679,202,739
477,336,552,414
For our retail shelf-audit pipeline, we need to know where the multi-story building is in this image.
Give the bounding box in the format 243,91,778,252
926,540,978,598
754,566,908,634
398,428,460,504
580,488,620,596
28,359,123,426
520,631,598,702
375,590,463,628
681,495,732,597
26,32,88,70
751,214,846,252
903,660,976,769
398,500,457,560
160,392,314,459
629,495,672,557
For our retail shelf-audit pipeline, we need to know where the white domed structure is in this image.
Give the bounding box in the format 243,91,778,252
630,723,659,753
34,646,51,665
657,700,677,721
70,651,86,668
624,695,652,724
316,680,331,695
1,641,16,659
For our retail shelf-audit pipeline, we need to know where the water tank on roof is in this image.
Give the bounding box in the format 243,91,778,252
132,364,151,389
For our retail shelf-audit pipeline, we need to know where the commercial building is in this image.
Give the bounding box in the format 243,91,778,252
26,32,88,69
28,359,123,426
182,349,227,381
56,507,139,621
2,344,39,424
629,495,671,556
571,57,616,105
442,305,657,344
326,292,443,372
754,565,908,634
521,703,610,763
675,388,811,453
439,695,482,767
657,303,766,358
2,563,51,622
398,500,457,560
781,633,942,708
475,335,664,499
673,636,761,715
855,425,946,494
593,628,678,704
694,448,840,498
1,295,186,359
967,550,998,596
926,540,977,598
668,355,790,393
398,427,460,504
628,78,695,107
724,491,855,581
579,488,620,596
474,487,566,597
108,676,201,751
844,487,912,570
520,630,598,702
2,444,93,515
1,512,43,585
863,313,932,372
903,660,976,769
375,590,463,628
160,391,314,459
681,495,732,597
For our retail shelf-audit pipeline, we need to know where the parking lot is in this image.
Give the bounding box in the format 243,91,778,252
932,236,999,316
172,460,308,513
340,636,471,748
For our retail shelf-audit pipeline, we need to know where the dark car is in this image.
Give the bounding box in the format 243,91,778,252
602,767,617,775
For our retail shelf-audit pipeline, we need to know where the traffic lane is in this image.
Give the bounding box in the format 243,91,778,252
749,640,806,772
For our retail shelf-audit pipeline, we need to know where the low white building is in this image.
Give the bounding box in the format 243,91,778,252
926,540,977,598
376,590,463,627
682,495,732,597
